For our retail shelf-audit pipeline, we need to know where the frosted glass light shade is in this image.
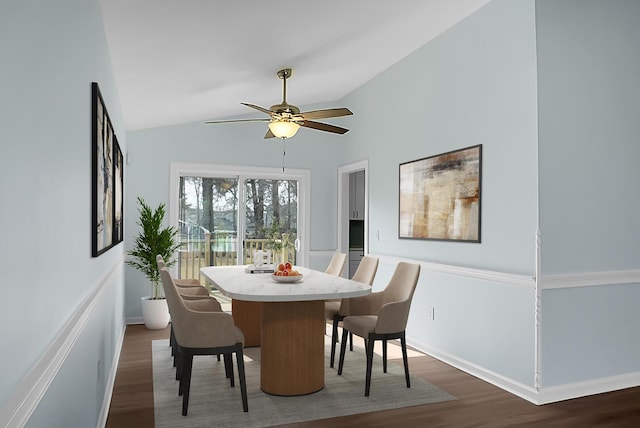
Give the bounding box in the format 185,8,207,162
268,120,300,139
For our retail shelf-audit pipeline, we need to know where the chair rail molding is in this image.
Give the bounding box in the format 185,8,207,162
540,269,640,290
369,254,535,289
0,258,126,428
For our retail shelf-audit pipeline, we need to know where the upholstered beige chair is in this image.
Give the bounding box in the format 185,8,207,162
160,268,247,416
156,255,209,297
337,262,421,396
324,252,347,276
325,256,379,368
157,254,219,363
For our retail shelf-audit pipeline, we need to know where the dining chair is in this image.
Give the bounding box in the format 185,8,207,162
325,256,379,368
337,262,421,396
156,254,222,368
160,268,248,416
324,252,347,276
157,254,217,362
156,255,209,297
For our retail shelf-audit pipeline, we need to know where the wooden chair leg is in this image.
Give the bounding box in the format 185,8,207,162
382,339,388,373
181,352,194,416
365,334,375,397
170,326,176,357
337,327,350,375
401,333,411,388
236,345,249,412
224,353,235,387
176,349,183,383
330,317,340,368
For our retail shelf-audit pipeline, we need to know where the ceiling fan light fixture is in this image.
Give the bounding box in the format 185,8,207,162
268,120,300,139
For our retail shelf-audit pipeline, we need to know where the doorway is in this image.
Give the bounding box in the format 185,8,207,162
337,160,368,278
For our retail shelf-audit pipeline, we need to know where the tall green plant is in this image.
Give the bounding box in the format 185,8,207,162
127,197,181,299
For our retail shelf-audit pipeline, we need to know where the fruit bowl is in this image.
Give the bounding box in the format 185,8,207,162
271,273,304,283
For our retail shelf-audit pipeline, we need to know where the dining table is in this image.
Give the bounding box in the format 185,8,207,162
200,265,371,396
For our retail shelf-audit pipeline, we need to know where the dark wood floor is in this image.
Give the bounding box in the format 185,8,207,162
106,324,640,427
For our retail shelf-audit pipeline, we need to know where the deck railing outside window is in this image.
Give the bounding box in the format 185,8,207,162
177,233,295,286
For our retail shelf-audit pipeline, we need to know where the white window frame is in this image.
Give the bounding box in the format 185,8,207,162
169,162,310,269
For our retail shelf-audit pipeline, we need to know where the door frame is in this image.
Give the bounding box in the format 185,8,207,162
337,159,369,277
169,162,311,269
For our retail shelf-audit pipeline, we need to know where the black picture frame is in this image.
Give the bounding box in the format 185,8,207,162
92,82,122,256
399,144,482,242
113,135,124,246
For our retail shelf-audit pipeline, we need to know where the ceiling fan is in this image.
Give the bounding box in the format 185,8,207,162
205,68,353,139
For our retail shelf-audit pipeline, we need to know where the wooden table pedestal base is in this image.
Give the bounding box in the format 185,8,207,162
260,300,325,396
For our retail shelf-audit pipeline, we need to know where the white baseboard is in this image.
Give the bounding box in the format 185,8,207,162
537,371,640,404
407,337,539,404
126,317,144,325
408,336,640,405
97,323,126,428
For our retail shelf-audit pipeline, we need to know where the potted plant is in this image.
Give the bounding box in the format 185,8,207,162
127,197,181,329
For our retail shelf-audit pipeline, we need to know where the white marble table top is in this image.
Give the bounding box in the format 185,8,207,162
200,265,371,302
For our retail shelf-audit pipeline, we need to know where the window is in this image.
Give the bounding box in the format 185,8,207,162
169,163,310,279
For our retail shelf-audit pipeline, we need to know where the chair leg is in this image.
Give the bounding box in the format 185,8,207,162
401,332,411,388
337,327,349,375
349,332,353,351
225,353,235,387
181,352,194,416
382,339,387,373
170,326,176,357
176,349,183,383
330,317,340,368
235,345,249,412
365,334,375,397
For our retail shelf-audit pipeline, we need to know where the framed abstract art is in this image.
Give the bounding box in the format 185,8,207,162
399,145,482,242
92,82,123,256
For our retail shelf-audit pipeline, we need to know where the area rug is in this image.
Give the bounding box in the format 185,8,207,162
152,338,455,428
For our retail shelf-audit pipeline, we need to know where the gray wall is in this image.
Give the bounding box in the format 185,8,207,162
340,0,539,388
536,0,640,387
345,0,539,274
125,0,540,388
3,0,640,423
124,115,347,320
0,0,126,426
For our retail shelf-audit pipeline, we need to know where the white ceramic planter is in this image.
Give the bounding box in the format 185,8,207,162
141,297,170,329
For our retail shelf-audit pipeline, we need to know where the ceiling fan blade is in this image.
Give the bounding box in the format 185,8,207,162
241,102,275,116
205,118,270,124
301,120,350,134
298,108,353,120
264,129,275,139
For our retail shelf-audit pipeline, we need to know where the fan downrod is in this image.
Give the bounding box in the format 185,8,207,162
271,68,299,115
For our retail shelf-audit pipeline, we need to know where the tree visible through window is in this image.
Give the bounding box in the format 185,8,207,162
177,175,298,274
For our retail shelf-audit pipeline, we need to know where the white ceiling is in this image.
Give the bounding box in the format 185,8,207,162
99,0,491,131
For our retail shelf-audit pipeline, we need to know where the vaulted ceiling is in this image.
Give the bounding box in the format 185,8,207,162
99,0,491,130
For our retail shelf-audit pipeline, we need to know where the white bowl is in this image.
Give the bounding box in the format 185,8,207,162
272,273,304,283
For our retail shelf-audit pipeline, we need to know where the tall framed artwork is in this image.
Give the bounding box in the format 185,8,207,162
399,144,482,242
113,136,124,245
92,82,123,256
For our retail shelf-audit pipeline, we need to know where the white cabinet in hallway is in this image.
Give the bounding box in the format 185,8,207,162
349,170,365,220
